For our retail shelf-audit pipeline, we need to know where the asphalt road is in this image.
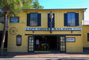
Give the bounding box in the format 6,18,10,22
0,58,89,60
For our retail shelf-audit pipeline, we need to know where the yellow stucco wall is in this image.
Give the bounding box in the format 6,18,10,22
66,36,83,53
8,9,85,53
82,26,89,47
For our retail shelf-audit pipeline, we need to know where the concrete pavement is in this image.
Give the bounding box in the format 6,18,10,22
0,53,89,58
0,58,89,60
12,54,89,58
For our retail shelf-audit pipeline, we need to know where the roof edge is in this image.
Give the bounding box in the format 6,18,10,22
23,8,87,11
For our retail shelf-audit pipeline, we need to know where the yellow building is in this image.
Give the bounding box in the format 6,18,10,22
4,8,89,53
82,21,89,52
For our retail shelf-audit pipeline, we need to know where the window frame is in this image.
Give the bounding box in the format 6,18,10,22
27,13,41,27
16,35,22,46
10,16,19,23
64,12,79,26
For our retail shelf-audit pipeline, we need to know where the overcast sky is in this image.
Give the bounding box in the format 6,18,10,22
39,0,89,20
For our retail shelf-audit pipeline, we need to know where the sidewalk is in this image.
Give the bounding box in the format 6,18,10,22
13,54,89,58
0,52,89,58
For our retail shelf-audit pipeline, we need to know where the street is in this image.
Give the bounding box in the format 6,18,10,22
0,58,89,60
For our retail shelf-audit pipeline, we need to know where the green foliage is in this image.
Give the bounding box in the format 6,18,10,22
22,0,33,9
0,0,43,15
32,0,43,9
0,0,35,15
0,0,23,15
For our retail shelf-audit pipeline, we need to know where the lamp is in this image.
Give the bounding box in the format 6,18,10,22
49,11,53,33
50,11,53,21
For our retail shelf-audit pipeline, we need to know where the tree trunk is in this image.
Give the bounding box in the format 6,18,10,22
1,12,8,56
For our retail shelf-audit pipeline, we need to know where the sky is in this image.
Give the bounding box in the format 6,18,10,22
39,0,89,20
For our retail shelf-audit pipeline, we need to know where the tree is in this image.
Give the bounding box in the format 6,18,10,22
0,0,32,55
0,0,43,55
32,0,43,9
22,0,33,9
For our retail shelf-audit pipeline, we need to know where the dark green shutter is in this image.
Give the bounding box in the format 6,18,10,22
48,13,51,28
75,13,79,26
64,13,68,26
37,13,41,26
27,14,30,26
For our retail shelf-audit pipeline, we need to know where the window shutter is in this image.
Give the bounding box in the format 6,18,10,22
75,13,79,26
64,13,68,26
52,13,55,28
48,13,51,28
37,13,41,26
27,14,30,26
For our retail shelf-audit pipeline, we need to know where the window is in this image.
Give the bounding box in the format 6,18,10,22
10,17,19,23
0,16,8,26
30,13,38,26
16,35,22,46
0,16,4,23
67,13,75,26
64,12,79,26
87,33,89,41
27,13,41,26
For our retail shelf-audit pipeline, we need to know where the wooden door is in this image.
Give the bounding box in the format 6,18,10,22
28,36,34,52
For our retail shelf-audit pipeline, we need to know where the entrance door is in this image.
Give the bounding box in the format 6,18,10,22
28,36,34,52
60,36,66,52
57,36,66,52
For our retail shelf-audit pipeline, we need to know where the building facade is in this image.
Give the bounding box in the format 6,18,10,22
6,8,89,53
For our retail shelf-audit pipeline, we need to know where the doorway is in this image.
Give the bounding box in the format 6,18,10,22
34,36,57,51
28,35,66,52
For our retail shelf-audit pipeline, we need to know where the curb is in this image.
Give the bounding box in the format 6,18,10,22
1,56,89,58
14,56,89,58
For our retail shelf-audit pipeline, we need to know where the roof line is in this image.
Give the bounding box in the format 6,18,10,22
23,8,87,10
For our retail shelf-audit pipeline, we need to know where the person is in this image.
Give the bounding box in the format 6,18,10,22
36,39,39,45
36,39,40,50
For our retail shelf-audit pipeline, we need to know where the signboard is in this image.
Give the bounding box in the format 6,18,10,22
24,28,82,31
10,17,19,23
66,37,75,42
